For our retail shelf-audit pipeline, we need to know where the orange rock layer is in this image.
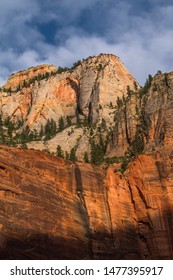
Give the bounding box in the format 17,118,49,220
0,145,172,259
2,64,57,91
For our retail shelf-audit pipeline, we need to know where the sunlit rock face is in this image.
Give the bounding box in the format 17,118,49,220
1,56,173,260
0,54,138,160
2,64,57,92
0,146,173,259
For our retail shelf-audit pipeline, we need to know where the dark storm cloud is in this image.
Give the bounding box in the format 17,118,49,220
0,0,173,85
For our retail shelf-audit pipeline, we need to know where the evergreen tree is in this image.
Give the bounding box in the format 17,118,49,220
65,151,69,160
127,85,131,96
50,119,57,136
39,124,44,138
69,147,77,162
90,140,104,165
72,60,81,69
56,145,64,158
143,74,153,93
133,81,138,91
45,119,51,138
58,117,64,132
99,133,104,150
45,72,49,79
4,116,11,127
117,97,123,108
0,130,5,144
66,116,72,126
84,152,89,163
0,114,3,128
23,80,27,87
109,102,113,108
7,122,14,138
44,119,57,140
16,119,24,129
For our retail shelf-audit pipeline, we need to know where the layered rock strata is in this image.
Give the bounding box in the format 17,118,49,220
0,54,138,160
0,145,172,259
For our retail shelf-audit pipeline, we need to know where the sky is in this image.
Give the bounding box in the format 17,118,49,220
0,0,173,86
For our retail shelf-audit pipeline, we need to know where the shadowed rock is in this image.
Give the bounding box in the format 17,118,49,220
0,145,173,259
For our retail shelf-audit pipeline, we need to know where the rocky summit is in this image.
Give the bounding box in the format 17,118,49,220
0,54,173,259
0,54,138,161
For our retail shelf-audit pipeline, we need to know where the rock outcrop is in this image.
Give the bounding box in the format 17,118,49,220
0,54,138,160
1,55,173,260
2,64,57,91
0,145,173,259
141,72,173,152
0,54,137,127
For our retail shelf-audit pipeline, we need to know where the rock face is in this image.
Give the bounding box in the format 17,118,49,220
1,55,173,260
0,145,173,259
0,54,138,160
2,64,57,91
106,71,173,157
0,54,136,127
141,72,173,152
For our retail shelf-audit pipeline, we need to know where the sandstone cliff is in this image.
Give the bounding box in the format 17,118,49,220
0,145,172,259
0,54,138,161
1,55,173,260
2,64,57,91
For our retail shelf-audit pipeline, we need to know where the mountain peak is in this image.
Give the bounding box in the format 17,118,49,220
0,53,138,161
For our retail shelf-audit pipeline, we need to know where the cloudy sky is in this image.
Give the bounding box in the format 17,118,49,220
0,0,173,86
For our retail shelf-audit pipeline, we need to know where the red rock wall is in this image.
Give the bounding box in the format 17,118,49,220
0,145,173,259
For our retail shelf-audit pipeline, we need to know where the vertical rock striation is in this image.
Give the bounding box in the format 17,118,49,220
0,145,173,259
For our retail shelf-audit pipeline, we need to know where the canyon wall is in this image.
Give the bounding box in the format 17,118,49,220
0,145,172,259
1,55,173,259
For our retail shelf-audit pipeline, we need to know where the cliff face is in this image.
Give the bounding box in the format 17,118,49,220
2,64,57,91
141,72,173,152
107,71,173,158
1,55,173,260
0,54,138,160
0,145,173,259
0,54,136,127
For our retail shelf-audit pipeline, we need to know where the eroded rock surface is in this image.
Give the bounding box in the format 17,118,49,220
0,145,172,259
0,54,138,160
1,55,173,260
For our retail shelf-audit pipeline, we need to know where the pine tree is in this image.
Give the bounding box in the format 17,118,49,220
133,81,138,91
65,151,69,160
90,139,104,165
66,116,72,126
0,114,3,128
56,145,64,158
50,119,57,136
45,119,50,135
127,85,131,96
23,80,27,87
76,114,81,127
0,130,5,144
58,117,64,132
69,147,77,162
84,152,89,163
39,124,44,138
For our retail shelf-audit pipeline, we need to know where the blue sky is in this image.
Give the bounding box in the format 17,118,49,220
0,0,173,85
